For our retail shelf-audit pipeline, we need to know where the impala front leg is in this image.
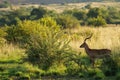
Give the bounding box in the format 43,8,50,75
90,58,95,67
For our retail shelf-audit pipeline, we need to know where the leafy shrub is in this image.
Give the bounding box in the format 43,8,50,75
106,7,120,24
26,26,73,70
7,17,74,70
116,72,120,80
15,71,23,77
0,1,9,8
85,3,92,9
56,14,80,29
5,20,43,44
100,57,118,77
39,16,59,28
19,74,30,80
87,16,106,26
30,7,47,20
5,16,60,44
87,7,102,18
65,61,80,76
73,10,87,20
0,28,6,45
94,69,105,80
62,9,87,25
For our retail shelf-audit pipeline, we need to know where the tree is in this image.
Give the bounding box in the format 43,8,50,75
87,8,102,18
87,16,106,26
30,7,47,20
106,7,120,24
0,1,10,8
56,14,80,29
73,10,87,20
85,3,92,9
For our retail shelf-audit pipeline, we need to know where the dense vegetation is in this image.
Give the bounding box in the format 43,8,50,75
0,3,120,80
0,5,120,27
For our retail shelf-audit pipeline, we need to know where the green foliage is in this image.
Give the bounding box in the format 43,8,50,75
63,9,87,25
99,57,118,77
85,3,92,9
87,8,102,18
116,72,120,80
5,16,60,46
7,17,74,70
46,10,58,17
87,16,106,26
15,71,23,77
26,27,73,70
0,28,7,38
56,14,80,29
106,7,120,24
0,7,32,26
19,74,30,80
65,61,80,76
30,7,47,20
93,69,105,80
0,1,9,8
0,28,6,45
39,16,59,28
1,3,120,79
72,9,87,20
6,20,45,44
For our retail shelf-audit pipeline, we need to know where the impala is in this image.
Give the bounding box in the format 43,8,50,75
80,35,111,67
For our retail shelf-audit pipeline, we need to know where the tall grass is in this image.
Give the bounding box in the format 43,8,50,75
0,25,120,79
68,25,120,56
67,25,120,78
0,43,25,61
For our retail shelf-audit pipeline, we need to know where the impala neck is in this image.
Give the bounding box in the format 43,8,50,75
84,43,91,54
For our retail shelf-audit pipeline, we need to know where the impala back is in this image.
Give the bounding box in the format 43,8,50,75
89,49,111,58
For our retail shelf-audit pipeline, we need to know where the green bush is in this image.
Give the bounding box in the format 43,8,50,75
65,61,80,76
5,20,43,44
15,71,23,77
106,7,120,24
39,16,59,28
19,74,30,80
7,17,74,70
87,16,106,26
56,14,80,29
116,72,120,80
94,69,105,80
30,7,47,20
26,26,73,70
0,1,9,8
73,10,87,20
0,28,6,45
87,7,102,18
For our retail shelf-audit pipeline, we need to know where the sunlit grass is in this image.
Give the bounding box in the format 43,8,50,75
0,24,120,79
0,43,25,61
67,25,120,78
68,25,120,56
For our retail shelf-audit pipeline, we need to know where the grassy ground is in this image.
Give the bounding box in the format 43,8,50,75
42,2,120,13
69,25,120,54
0,25,120,79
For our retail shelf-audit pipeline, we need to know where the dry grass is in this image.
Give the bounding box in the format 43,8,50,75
0,43,25,61
1,2,120,12
42,2,120,13
68,25,120,56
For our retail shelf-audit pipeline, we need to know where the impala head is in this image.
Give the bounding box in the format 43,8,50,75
80,34,92,48
80,42,87,48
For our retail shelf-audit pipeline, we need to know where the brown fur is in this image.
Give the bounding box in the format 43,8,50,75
80,36,111,67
